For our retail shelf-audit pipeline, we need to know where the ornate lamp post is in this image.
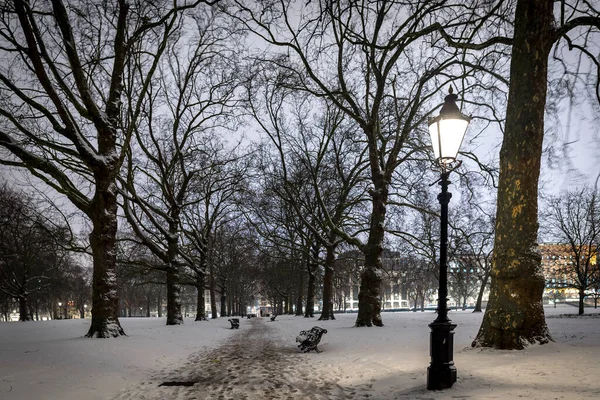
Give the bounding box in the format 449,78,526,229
426,87,470,390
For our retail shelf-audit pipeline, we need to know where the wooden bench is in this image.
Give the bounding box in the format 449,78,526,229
296,326,327,353
270,314,277,322
228,318,239,329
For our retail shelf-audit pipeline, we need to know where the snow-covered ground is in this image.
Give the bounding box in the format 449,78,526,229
1,305,599,400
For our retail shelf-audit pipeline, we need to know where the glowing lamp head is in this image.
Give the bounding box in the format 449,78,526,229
428,87,471,166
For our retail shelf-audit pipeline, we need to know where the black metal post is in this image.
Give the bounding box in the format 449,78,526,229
427,170,457,390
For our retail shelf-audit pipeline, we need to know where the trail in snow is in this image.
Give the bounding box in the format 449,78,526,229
111,318,350,400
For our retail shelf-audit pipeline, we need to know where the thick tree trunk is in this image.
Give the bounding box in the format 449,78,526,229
295,270,304,316
356,172,386,327
319,244,336,321
196,273,206,321
472,0,553,349
86,187,125,337
166,265,183,325
18,296,31,321
165,214,184,325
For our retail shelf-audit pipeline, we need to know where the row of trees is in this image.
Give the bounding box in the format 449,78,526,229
0,0,599,351
4,172,596,322
0,184,91,321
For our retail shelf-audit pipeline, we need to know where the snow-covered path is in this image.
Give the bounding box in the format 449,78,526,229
2,307,600,400
111,318,348,400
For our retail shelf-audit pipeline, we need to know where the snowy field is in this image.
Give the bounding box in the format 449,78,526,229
1,305,599,400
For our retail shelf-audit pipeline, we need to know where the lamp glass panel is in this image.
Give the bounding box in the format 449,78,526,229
428,118,468,162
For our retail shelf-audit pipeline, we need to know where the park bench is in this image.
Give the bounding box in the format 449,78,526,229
270,314,277,322
296,326,327,353
228,318,239,329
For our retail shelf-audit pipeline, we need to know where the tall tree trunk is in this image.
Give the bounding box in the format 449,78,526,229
578,288,585,316
319,244,337,320
356,173,386,327
146,296,151,317
220,286,226,317
472,0,553,349
52,297,58,320
86,189,125,337
165,215,183,325
210,264,217,319
473,270,490,313
305,255,316,318
166,265,183,325
18,296,31,321
295,270,304,316
196,273,206,321
157,287,163,318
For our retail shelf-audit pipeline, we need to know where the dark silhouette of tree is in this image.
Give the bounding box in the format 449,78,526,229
0,184,72,321
0,0,206,337
227,0,481,327
120,7,240,325
542,188,600,315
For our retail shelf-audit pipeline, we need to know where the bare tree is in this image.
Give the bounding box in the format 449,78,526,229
245,72,371,320
542,188,600,315
182,150,246,321
120,8,239,325
449,197,495,313
0,0,205,337
0,183,72,321
226,0,490,326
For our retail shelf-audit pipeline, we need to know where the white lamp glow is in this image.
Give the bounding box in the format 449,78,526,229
428,87,470,166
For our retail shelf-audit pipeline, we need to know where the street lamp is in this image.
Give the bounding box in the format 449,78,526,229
426,86,470,390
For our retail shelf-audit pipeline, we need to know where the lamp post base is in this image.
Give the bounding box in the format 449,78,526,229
427,321,457,390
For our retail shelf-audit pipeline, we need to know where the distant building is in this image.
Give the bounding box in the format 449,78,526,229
539,243,598,303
